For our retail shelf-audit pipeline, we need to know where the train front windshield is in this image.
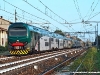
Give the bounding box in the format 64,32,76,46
9,27,27,36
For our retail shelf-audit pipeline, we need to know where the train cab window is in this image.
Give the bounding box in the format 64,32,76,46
45,42,49,46
9,27,27,36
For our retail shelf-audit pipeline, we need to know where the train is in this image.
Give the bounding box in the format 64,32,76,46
7,22,82,55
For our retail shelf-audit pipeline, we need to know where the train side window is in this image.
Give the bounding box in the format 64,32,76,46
51,38,53,41
56,39,58,42
35,35,37,40
35,35,36,40
38,35,40,40
45,42,49,46
44,39,47,41
60,43,63,46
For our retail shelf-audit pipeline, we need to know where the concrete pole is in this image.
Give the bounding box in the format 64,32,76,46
97,23,98,51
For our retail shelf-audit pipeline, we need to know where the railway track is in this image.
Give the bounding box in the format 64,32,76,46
0,48,76,64
41,49,84,75
0,48,84,75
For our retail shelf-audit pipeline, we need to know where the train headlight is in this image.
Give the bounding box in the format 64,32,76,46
17,40,19,42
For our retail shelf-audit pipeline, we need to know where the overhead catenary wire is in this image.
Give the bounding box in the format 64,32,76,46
73,0,87,35
38,0,66,22
22,0,62,24
72,0,91,39
69,0,100,24
3,0,96,34
0,8,43,25
88,11,100,20
87,11,100,21
0,7,55,31
73,0,88,35
39,0,78,32
73,0,89,35
22,0,77,32
0,0,97,42
3,0,49,23
38,0,78,31
0,8,44,24
73,0,82,20
16,13,48,24
3,0,68,32
84,0,100,41
0,8,29,21
2,0,57,31
84,0,96,19
23,0,58,25
3,0,77,32
87,0,100,21
69,0,98,23
75,0,82,20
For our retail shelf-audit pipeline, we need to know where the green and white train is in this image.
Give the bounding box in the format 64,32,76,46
8,22,80,55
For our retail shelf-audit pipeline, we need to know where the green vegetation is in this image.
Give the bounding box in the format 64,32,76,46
54,30,65,36
94,49,100,71
70,47,100,72
0,42,8,54
0,46,7,51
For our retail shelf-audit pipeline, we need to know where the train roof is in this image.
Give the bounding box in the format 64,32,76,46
9,22,71,40
28,24,68,39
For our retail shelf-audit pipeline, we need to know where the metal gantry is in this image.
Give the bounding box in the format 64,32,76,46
84,21,100,51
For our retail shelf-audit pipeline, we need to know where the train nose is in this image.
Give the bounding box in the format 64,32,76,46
11,42,24,46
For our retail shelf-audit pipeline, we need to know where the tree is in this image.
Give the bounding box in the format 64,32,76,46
77,38,82,41
54,30,65,36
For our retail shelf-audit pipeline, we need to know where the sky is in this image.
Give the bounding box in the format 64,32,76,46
0,0,100,42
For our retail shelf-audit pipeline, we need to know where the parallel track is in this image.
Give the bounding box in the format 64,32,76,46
0,48,84,75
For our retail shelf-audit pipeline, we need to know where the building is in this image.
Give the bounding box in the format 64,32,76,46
0,16,11,46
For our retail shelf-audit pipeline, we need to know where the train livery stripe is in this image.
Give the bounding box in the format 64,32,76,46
9,49,29,55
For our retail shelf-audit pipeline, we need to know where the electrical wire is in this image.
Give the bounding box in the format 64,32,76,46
22,0,77,32
0,8,29,21
0,7,56,31
88,11,100,20
3,0,88,31
75,0,82,19
3,0,49,23
22,0,61,24
38,0,77,32
87,0,100,21
72,0,93,39
43,1,77,32
3,0,62,31
2,0,67,32
84,0,95,19
38,0,66,21
73,0,82,20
